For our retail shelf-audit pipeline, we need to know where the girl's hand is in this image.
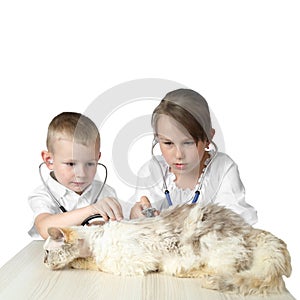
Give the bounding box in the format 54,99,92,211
130,196,159,219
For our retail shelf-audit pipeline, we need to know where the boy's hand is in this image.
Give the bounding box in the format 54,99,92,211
93,197,123,222
130,196,159,219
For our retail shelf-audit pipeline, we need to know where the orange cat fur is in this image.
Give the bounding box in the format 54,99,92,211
44,204,291,295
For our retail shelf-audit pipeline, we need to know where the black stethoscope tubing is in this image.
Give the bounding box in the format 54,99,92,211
38,162,107,225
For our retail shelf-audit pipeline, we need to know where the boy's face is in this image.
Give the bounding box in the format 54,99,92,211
48,139,100,194
156,115,206,177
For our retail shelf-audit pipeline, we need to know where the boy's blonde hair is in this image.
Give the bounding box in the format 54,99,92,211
46,112,100,153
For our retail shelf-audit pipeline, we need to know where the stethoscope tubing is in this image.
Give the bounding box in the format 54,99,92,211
151,139,218,206
38,162,108,213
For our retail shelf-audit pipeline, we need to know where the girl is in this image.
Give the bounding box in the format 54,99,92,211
129,89,257,225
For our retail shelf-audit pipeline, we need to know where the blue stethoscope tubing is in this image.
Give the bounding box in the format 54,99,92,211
38,162,108,213
151,139,218,206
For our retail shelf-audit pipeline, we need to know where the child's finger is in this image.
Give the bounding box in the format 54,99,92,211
140,196,151,209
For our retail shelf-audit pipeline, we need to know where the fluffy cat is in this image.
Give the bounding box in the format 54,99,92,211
43,203,291,295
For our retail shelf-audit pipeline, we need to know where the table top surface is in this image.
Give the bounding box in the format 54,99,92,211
0,241,295,300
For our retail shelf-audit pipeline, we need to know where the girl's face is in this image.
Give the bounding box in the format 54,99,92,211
46,139,100,194
156,115,206,177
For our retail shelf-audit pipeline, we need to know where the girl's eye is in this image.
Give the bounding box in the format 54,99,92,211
65,162,75,167
163,142,173,145
87,162,97,167
184,141,195,145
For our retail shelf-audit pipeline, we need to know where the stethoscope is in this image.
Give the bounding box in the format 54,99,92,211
38,162,108,225
151,139,218,206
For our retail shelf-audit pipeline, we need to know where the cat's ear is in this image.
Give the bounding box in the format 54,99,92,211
48,227,65,240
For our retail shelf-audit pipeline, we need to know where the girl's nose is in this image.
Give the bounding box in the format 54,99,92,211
175,146,184,159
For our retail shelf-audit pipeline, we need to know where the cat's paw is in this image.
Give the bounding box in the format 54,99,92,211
70,257,98,271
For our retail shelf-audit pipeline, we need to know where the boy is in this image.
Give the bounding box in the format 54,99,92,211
28,112,123,239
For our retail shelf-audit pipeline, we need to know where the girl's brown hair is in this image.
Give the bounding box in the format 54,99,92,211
151,89,212,143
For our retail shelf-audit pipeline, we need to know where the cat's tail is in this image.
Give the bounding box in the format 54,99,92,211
228,229,292,295
181,205,292,295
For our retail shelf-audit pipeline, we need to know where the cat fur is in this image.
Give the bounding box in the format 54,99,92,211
43,203,291,295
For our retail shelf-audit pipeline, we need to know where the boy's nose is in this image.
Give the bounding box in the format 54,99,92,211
73,164,86,177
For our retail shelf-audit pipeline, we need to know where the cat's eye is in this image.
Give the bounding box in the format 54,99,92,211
44,250,49,263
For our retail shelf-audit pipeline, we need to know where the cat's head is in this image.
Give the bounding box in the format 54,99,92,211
43,227,82,270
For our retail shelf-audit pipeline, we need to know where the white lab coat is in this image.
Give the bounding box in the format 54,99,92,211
128,152,257,225
28,175,117,239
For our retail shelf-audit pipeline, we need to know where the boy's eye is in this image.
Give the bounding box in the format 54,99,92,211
64,162,97,167
163,141,173,145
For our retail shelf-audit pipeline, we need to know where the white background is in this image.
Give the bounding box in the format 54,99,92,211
0,1,299,298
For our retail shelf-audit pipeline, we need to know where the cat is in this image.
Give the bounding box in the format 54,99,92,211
43,203,291,295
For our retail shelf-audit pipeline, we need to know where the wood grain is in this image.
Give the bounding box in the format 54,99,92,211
0,241,295,300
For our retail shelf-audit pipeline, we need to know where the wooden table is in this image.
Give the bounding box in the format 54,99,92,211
0,241,295,300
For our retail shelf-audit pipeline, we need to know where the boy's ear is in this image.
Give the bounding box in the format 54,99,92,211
41,150,54,170
98,152,101,160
